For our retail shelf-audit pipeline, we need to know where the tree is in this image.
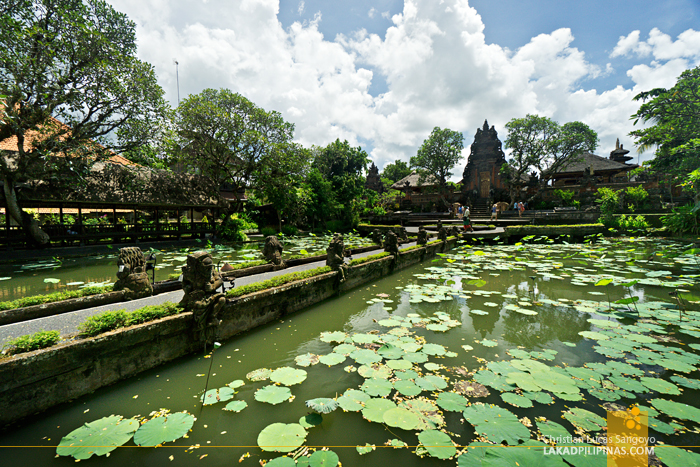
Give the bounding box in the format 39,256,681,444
170,88,296,210
381,160,411,184
630,66,700,179
311,139,369,227
0,0,169,244
410,127,464,202
503,115,598,202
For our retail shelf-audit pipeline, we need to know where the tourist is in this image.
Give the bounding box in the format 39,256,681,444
518,201,525,217
490,203,498,221
458,205,463,220
463,207,473,232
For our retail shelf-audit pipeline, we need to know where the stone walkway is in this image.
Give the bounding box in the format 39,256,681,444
0,243,414,345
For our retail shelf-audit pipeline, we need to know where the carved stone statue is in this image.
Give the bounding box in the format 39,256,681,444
262,235,285,267
326,233,348,282
398,227,408,242
437,220,448,243
417,227,428,246
383,230,400,256
180,251,226,344
113,247,153,300
451,225,461,237
371,229,383,246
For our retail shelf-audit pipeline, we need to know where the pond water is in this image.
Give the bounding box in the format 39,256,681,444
2,237,700,466
0,234,373,302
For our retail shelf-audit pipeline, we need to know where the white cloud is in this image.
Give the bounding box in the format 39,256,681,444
368,7,376,18
297,0,304,15
107,0,698,174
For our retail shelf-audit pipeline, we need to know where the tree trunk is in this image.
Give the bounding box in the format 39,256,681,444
2,175,50,245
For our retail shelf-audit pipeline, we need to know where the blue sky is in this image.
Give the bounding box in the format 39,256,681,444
111,0,700,177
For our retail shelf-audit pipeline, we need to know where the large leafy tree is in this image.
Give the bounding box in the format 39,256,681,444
0,0,169,244
630,65,700,187
310,139,369,227
504,115,598,202
381,160,411,184
410,127,464,200
170,88,296,209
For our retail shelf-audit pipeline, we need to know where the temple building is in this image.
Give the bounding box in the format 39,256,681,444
364,162,383,193
460,120,508,200
551,139,637,186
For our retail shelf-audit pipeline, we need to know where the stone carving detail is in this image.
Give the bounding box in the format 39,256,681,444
371,229,384,246
326,233,348,282
451,225,461,237
461,120,507,198
383,230,400,256
417,227,428,246
113,247,153,300
437,220,447,243
262,235,285,266
180,251,226,344
398,227,409,242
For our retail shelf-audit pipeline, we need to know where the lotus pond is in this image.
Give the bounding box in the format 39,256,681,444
0,234,373,302
2,237,700,466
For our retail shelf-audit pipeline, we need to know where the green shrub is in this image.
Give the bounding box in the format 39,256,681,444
616,214,650,231
325,220,347,232
78,302,181,337
260,226,278,237
348,252,390,266
596,187,621,225
226,266,332,299
662,204,700,235
218,213,258,241
228,260,268,270
281,225,298,236
2,330,60,355
168,273,182,281
625,185,649,211
0,285,113,311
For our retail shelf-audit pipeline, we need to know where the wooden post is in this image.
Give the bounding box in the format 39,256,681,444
78,207,83,246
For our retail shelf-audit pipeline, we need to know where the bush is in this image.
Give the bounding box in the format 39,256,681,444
348,252,391,266
662,204,700,235
616,214,650,231
78,302,181,337
596,187,621,226
281,225,298,236
625,185,649,211
226,266,331,298
325,220,347,232
0,285,113,311
2,330,60,355
218,213,257,241
260,226,278,237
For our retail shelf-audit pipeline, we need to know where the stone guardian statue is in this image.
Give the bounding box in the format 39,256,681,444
417,227,428,246
113,247,153,300
180,251,226,345
326,233,348,283
262,235,285,267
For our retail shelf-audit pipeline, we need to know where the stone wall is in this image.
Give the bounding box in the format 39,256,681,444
0,238,457,428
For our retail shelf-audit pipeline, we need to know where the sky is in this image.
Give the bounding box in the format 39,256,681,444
108,0,700,179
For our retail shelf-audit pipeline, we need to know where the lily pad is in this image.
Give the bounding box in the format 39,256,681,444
308,450,339,467
270,367,307,386
319,353,346,366
418,430,456,459
562,408,606,432
361,398,396,423
639,377,681,395
247,368,271,381
255,385,293,405
361,378,393,397
462,404,530,445
501,392,533,408
383,408,420,430
436,392,468,412
650,398,700,421
415,375,448,391
356,444,375,455
320,331,347,343
257,423,307,452
337,389,370,412
224,400,248,412
393,380,422,397
295,353,320,367
56,415,139,459
133,412,195,446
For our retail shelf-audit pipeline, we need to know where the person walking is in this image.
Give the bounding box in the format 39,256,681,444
458,205,463,220
518,201,525,217
463,206,473,232
490,203,498,221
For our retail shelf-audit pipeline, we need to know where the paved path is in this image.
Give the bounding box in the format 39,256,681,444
0,244,415,345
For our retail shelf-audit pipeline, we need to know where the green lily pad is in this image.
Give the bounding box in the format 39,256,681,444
320,331,347,343
562,408,606,432
383,408,420,430
299,413,323,428
393,380,422,397
350,348,382,365
247,368,271,381
224,400,248,412
501,392,534,408
462,403,530,445
356,444,375,455
319,353,346,366
337,389,369,412
670,375,700,390
415,375,448,391
133,412,195,446
227,379,245,389
361,398,396,423
436,392,468,412
308,450,339,467
333,343,357,355
270,367,307,386
201,386,235,405
352,333,379,344
361,378,393,397
265,456,296,467
295,353,320,367
254,385,293,405
377,344,404,360
387,359,413,370
655,445,700,467
650,398,700,421
422,343,447,356
358,364,392,379
480,339,498,347
418,430,456,459
537,420,571,441
257,423,307,452
56,415,139,459
639,377,681,395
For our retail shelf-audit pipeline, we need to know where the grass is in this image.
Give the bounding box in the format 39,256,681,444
357,223,402,228
78,302,182,337
0,285,113,311
348,252,391,266
226,266,332,299
227,260,269,270
2,330,60,355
